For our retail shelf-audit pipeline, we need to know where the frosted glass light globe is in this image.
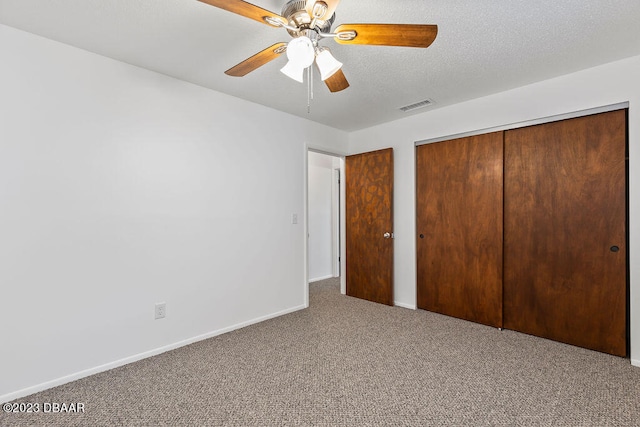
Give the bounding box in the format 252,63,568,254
286,36,315,68
316,48,343,80
280,36,315,83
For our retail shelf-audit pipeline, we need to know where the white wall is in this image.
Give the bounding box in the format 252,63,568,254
348,54,640,366
0,24,348,402
308,152,334,281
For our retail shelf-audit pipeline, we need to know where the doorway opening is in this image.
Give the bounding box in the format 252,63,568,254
307,150,345,296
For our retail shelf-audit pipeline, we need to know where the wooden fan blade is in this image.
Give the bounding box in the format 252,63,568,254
334,24,438,48
198,0,287,26
324,69,349,92
225,43,287,77
305,0,341,21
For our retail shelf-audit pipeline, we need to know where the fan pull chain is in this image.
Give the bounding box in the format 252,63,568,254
307,66,313,114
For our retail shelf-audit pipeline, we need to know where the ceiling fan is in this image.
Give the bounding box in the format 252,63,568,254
198,0,438,92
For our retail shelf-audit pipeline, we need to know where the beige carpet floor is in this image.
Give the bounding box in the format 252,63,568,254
2,277,640,426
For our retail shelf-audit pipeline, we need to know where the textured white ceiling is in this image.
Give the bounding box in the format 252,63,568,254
1,0,639,131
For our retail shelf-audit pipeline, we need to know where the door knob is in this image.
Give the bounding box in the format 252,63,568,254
384,232,392,239
610,246,620,252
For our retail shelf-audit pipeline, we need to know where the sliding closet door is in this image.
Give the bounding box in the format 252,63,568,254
416,132,504,328
503,110,627,356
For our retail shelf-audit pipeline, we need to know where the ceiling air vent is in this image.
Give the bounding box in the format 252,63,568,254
399,99,434,113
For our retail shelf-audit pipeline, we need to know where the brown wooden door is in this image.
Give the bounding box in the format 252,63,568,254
503,110,627,356
345,148,394,305
416,132,504,328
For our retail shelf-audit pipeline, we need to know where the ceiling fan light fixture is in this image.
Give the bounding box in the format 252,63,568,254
280,36,315,82
286,36,315,67
280,60,306,83
315,48,343,81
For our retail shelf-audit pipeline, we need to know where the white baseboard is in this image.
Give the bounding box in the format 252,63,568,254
0,304,306,404
309,274,334,283
632,358,640,368
394,301,417,310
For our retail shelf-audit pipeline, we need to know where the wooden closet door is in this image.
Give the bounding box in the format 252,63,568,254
416,132,504,328
504,110,627,356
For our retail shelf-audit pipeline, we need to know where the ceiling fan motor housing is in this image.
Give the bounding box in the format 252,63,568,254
282,0,335,37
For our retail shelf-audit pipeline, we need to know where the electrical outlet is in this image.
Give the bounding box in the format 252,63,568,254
155,302,166,320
